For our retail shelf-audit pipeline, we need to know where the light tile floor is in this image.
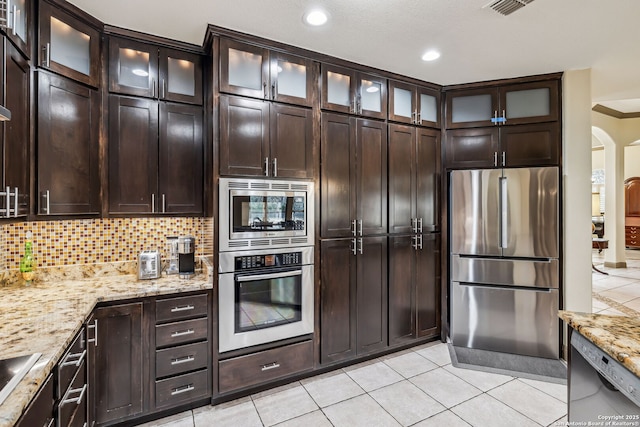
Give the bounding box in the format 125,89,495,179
137,249,640,427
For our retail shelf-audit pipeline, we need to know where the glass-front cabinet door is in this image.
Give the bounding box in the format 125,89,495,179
159,47,203,105
39,1,100,87
445,87,498,129
389,80,416,124
270,52,314,106
219,38,269,99
321,63,356,114
358,72,386,119
5,0,31,57
500,80,559,125
109,37,156,98
321,64,386,119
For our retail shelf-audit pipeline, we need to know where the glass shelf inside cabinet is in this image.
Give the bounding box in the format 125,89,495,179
51,17,90,76
118,48,150,89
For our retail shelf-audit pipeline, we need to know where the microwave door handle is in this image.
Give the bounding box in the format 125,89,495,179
236,270,302,282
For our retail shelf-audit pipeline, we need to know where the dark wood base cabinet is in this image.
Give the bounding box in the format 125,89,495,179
218,340,314,394
14,375,55,427
389,234,440,345
320,237,388,364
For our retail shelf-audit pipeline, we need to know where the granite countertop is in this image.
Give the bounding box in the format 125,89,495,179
0,261,214,427
559,310,640,377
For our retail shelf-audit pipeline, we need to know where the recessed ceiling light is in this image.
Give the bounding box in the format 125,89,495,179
421,50,441,62
304,10,328,26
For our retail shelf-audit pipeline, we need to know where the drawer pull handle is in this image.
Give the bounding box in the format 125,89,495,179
171,329,195,338
171,355,195,365
171,384,194,395
171,305,195,313
61,349,87,367
261,362,280,371
61,383,87,405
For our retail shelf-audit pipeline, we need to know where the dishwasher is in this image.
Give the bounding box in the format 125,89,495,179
569,331,640,421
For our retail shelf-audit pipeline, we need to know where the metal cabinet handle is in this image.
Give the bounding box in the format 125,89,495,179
358,238,363,255
46,418,55,427
171,329,195,338
61,383,87,405
412,235,418,250
2,186,9,218
263,82,268,99
261,362,280,371
493,152,498,167
358,219,363,236
411,218,417,234
87,319,98,347
151,193,156,213
171,304,195,312
411,111,417,124
13,187,18,217
61,349,86,367
351,238,357,256
350,98,356,114
11,5,17,35
418,218,423,233
171,384,194,395
357,97,362,115
418,112,423,125
502,109,506,124
501,151,506,166
265,157,270,176
162,194,166,213
43,43,51,68
151,78,156,98
161,79,167,99
493,110,498,126
351,219,357,236
273,158,277,177
271,82,276,99
171,355,195,365
40,190,51,215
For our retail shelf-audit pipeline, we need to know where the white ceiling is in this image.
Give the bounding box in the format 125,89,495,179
68,0,640,109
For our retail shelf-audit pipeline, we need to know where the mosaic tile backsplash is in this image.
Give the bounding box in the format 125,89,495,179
1,217,214,270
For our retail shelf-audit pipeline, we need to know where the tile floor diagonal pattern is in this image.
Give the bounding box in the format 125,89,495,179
139,248,640,427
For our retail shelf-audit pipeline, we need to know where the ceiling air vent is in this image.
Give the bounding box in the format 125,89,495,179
484,0,534,16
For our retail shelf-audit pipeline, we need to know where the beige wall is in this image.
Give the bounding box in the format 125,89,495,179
592,149,605,171
625,145,640,179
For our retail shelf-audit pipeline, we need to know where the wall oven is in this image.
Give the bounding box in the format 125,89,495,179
219,178,314,252
218,246,314,353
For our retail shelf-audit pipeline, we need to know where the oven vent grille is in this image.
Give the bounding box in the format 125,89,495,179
250,182,270,190
271,238,290,245
251,239,270,247
228,241,249,248
484,0,534,15
291,237,309,244
290,184,310,191
271,183,291,190
227,181,249,189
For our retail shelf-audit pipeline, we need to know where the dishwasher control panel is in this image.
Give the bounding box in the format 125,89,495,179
572,331,640,407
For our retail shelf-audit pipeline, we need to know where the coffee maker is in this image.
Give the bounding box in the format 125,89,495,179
177,236,196,279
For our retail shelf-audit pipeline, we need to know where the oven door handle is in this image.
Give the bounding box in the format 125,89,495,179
236,270,302,282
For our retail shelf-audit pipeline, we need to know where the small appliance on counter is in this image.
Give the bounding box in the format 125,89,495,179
177,236,196,279
138,250,161,280
166,236,179,275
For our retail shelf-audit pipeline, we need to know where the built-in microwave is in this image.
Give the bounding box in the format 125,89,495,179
219,178,314,252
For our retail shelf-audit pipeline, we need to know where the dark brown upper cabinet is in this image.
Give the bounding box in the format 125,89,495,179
37,70,100,216
320,113,387,239
444,122,560,169
388,80,440,128
321,64,387,120
109,36,203,105
219,38,315,107
1,41,30,218
3,0,33,59
388,124,440,234
445,79,559,129
38,0,101,88
219,94,313,178
109,95,203,215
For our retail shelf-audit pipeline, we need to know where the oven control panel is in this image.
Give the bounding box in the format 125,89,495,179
235,252,302,270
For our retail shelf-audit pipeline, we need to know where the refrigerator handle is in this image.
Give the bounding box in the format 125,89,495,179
499,177,508,248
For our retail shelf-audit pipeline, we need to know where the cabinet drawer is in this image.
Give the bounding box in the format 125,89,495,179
156,341,208,378
156,294,208,322
155,369,209,409
156,317,209,347
58,360,87,427
218,340,313,394
57,329,86,398
15,374,54,427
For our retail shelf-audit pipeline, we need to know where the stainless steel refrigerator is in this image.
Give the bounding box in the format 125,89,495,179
449,166,560,359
